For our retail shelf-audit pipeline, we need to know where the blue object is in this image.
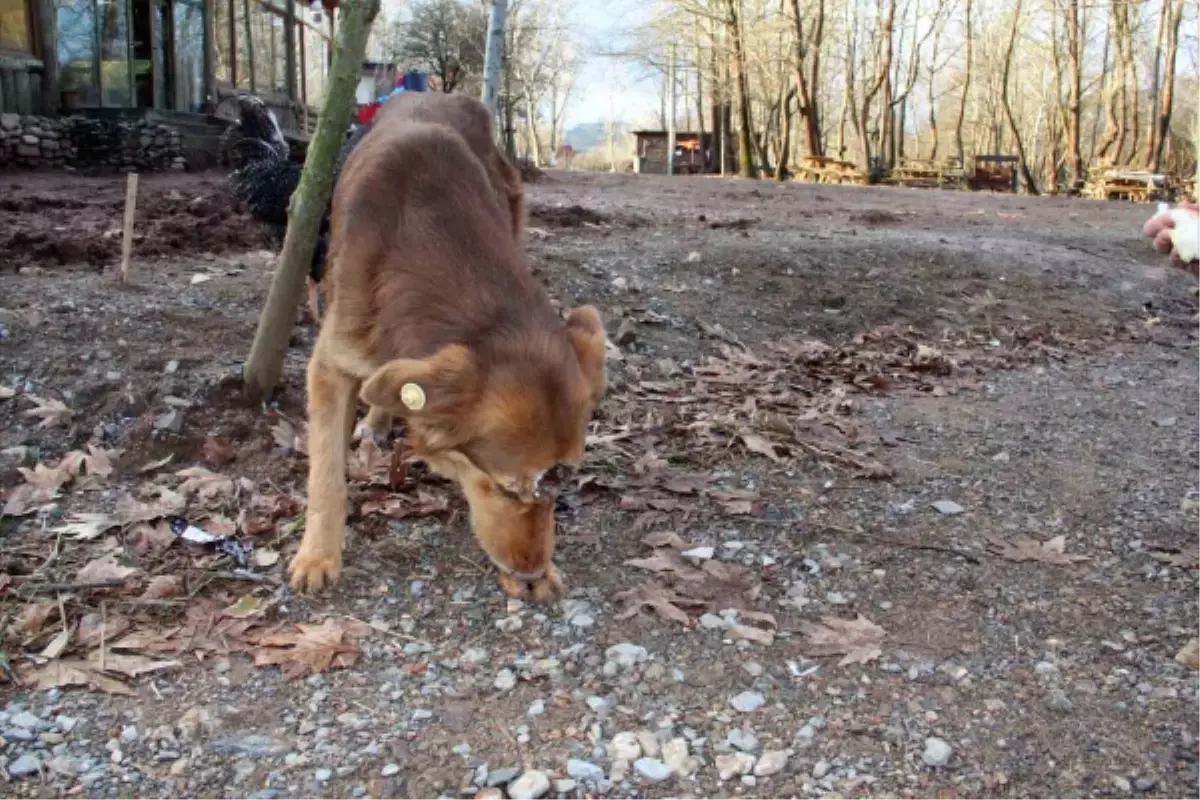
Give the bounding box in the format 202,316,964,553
378,70,428,103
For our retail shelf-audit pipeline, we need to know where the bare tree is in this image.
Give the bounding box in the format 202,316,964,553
1000,0,1038,193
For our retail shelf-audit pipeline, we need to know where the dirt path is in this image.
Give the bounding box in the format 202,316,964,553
0,171,1196,799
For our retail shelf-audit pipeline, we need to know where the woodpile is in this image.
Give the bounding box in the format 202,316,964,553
793,156,867,185
1082,167,1169,203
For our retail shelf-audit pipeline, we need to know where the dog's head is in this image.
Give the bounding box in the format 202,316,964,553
360,305,607,576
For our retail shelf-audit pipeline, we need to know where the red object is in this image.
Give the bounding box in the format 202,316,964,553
355,102,380,126
320,0,338,10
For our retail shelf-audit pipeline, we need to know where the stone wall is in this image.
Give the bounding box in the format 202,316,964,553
0,114,186,172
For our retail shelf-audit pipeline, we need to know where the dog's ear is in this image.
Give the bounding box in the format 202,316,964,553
360,344,479,421
565,305,607,401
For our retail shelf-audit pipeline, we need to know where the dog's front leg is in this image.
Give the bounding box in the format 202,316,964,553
289,354,359,592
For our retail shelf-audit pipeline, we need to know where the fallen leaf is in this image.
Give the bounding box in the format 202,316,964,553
986,535,1088,565
223,594,264,619
640,531,687,549
1148,549,1199,570
83,650,181,677
359,492,449,519
202,436,237,467
175,467,235,500
53,512,120,540
18,461,74,490
741,432,782,462
141,575,185,600
1175,638,1199,670
115,487,186,524
798,614,887,666
128,520,176,557
137,454,174,473
2,483,59,516
727,623,774,645
626,550,691,574
251,618,369,681
82,445,119,478
270,418,306,455
75,554,138,584
39,628,70,660
15,602,58,635
24,660,133,695
75,614,132,649
614,580,702,626
22,395,72,428
0,387,14,399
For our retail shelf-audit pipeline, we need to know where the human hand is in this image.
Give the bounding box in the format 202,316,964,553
1143,201,1199,276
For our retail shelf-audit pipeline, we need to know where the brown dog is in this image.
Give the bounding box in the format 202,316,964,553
288,92,606,602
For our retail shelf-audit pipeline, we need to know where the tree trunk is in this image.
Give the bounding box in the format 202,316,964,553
926,24,941,160
481,0,508,114
954,0,972,170
724,0,756,178
788,0,824,157
859,0,895,177
242,0,381,400
1064,0,1084,188
1151,0,1184,171
1143,0,1168,167
1001,0,1038,194
774,88,797,181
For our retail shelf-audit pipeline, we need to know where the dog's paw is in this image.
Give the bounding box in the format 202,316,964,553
498,562,564,604
288,549,342,593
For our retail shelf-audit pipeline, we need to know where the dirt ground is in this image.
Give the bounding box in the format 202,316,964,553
0,169,1197,800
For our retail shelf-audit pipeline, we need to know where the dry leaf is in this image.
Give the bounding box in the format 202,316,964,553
741,433,782,462
798,614,887,666
53,512,120,541
223,594,264,619
75,554,138,584
128,520,176,557
1175,638,1199,670
22,395,72,428
84,650,181,677
82,445,118,478
2,483,59,516
0,386,14,400
202,436,237,467
1148,549,1199,570
614,580,702,627
175,467,235,500
640,531,687,549
141,575,185,600
251,619,369,681
359,492,449,519
727,623,774,645
986,535,1088,565
137,454,174,474
115,487,186,525
15,602,59,635
25,660,133,695
18,461,74,490
40,628,70,660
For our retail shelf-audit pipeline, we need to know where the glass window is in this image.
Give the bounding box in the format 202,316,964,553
172,0,204,110
212,0,232,84
97,0,131,106
233,0,250,88
0,0,31,52
57,0,100,105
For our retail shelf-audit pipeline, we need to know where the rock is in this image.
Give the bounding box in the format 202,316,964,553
615,319,638,347
314,767,333,782
1046,688,1074,712
1034,661,1059,678
728,728,760,753
605,642,649,667
55,715,78,733
699,613,728,629
8,753,41,777
0,113,19,130
10,711,46,730
154,408,184,433
1134,777,1156,792
742,660,764,677
610,732,642,761
569,613,595,628
931,500,964,515
922,737,952,767
567,759,604,783
812,760,831,778
636,730,660,758
661,738,695,776
1111,777,1132,793
379,762,401,778
633,758,673,783
527,699,546,717
507,769,551,799
730,691,765,712
3,727,34,741
486,768,521,787
553,779,577,794
716,753,755,780
682,546,714,561
212,733,291,758
495,615,523,633
754,750,788,777
493,668,517,691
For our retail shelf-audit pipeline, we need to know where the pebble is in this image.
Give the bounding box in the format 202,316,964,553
55,715,78,733
716,752,756,780
812,760,831,778
1112,777,1132,792
753,750,788,777
569,613,595,628
8,753,41,778
605,643,648,667
494,669,517,691
1134,777,1156,792
475,790,503,800
486,768,521,787
730,691,765,712
495,615,523,633
661,738,693,775
507,769,551,799
922,737,953,767
825,591,849,605
681,546,714,560
527,699,546,717
314,768,333,782
566,759,604,783
610,731,642,761
742,660,764,677
699,613,728,629
553,779,577,794
636,730,661,758
1034,661,1059,678
633,757,673,782
728,728,761,753
932,500,964,515
10,711,45,730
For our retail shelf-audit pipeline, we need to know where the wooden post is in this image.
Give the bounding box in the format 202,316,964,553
120,174,139,284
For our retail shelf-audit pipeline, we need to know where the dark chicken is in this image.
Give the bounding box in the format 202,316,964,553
226,95,370,322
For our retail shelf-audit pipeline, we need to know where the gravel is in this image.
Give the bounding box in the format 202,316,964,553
507,769,551,799
753,750,788,777
8,753,41,778
729,691,765,712
634,758,673,782
931,499,965,515
922,737,953,767
566,759,604,783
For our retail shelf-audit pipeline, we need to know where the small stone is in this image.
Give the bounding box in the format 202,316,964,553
1112,777,1132,793
661,738,695,776
1046,689,1074,712
686,251,702,263
633,757,673,783
495,615,523,633
812,759,832,778
486,768,521,787
494,668,517,691
586,695,609,712
681,546,714,561
569,613,595,628
614,319,638,346
932,500,964,516
605,642,648,667
922,737,952,767
381,762,401,777
527,699,546,717
120,724,139,743
742,660,764,677
716,753,755,780
164,359,180,374
314,768,333,782
727,728,761,753
10,712,45,730
567,759,604,783
610,732,642,761
9,753,41,777
699,613,728,630
825,591,848,605
753,750,788,777
1134,777,1156,792
507,769,551,799
154,408,184,433
1034,661,1059,678
730,691,765,712
553,779,576,794
636,730,660,758
55,715,78,733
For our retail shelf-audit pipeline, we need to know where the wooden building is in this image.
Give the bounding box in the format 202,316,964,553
632,130,736,175
0,0,335,135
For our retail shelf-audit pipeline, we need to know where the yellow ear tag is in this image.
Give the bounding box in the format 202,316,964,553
400,383,426,411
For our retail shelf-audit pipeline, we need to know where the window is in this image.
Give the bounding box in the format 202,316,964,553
212,0,233,83
0,0,31,52
56,0,99,105
172,0,204,111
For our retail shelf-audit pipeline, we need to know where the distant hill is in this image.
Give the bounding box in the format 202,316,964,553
564,121,634,153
